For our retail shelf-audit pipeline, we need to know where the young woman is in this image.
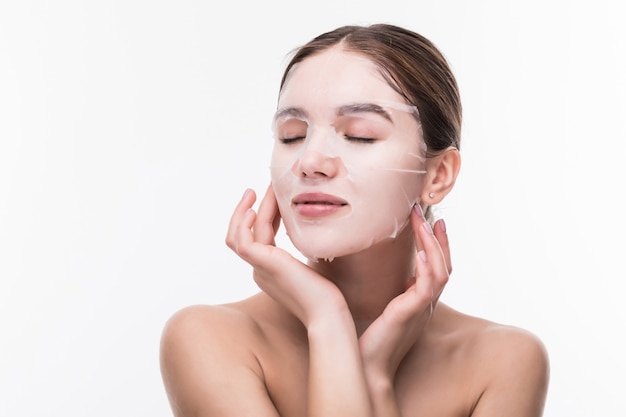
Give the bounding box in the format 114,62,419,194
160,24,550,417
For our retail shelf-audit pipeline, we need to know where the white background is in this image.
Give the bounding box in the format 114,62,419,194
1,1,624,416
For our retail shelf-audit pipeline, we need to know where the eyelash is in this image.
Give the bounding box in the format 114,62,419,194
345,136,376,143
279,136,376,144
279,137,305,144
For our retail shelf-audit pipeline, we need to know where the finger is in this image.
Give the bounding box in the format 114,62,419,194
405,276,416,291
433,218,452,275
414,211,449,298
266,183,281,233
253,184,281,245
410,204,427,253
414,247,434,303
233,205,260,259
416,229,450,300
408,205,435,306
225,188,257,250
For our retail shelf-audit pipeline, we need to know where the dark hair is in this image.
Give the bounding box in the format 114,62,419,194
279,24,462,156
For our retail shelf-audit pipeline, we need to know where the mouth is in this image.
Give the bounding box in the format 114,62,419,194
292,193,348,217
293,193,348,205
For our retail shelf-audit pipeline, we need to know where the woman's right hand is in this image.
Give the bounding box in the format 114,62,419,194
225,185,348,327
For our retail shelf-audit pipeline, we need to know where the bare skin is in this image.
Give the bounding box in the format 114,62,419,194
161,45,548,417
160,187,550,417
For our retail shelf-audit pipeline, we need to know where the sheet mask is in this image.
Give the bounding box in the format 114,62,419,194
270,100,426,261
269,49,427,261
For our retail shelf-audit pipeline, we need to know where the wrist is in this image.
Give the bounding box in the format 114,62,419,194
306,301,354,337
363,372,400,417
363,365,394,392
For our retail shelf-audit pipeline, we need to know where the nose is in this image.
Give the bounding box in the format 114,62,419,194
293,150,342,179
291,127,345,179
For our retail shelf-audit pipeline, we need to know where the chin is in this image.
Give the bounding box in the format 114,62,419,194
284,215,410,262
290,236,380,263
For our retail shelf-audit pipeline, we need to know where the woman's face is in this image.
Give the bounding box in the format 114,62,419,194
270,47,425,261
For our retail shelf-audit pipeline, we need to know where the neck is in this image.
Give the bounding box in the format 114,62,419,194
307,226,416,335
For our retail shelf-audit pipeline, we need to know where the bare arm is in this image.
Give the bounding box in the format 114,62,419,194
306,309,373,417
358,210,453,417
163,185,550,417
358,207,549,417
228,188,455,417
226,186,374,417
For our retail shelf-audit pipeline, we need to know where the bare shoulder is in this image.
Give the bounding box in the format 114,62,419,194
159,295,280,417
160,299,263,352
476,320,549,366
439,304,550,417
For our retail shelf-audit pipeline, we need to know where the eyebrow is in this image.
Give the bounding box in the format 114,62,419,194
273,107,308,122
273,103,393,123
337,103,393,122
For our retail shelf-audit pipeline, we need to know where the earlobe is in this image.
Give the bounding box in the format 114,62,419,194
421,147,461,204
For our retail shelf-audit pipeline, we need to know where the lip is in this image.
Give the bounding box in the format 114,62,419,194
292,193,349,218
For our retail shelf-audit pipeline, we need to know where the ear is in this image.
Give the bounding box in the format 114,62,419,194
420,147,461,205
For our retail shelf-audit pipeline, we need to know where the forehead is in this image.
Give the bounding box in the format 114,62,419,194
278,48,406,110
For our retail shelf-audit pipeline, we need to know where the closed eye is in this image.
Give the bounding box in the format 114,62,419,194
279,136,305,144
345,136,376,143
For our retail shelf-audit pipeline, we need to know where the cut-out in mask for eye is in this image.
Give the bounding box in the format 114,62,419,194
270,99,427,262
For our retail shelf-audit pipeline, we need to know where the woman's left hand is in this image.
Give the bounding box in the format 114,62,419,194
358,205,452,384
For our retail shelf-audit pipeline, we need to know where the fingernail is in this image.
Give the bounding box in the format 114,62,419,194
439,218,447,233
241,188,251,200
423,221,433,234
418,250,428,263
413,204,424,218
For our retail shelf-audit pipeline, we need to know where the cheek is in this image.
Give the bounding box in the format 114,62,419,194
270,148,300,232
270,145,291,183
351,145,424,199
270,145,290,173
357,169,422,219
270,164,291,214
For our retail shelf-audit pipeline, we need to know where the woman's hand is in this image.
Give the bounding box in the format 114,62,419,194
227,185,375,417
225,185,347,327
358,204,452,384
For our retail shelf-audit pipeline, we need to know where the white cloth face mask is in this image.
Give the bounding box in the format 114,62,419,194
270,99,427,262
